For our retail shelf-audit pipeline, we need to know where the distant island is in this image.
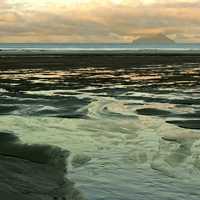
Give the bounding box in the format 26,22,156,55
132,33,175,44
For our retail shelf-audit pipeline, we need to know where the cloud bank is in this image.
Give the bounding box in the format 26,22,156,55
0,0,200,42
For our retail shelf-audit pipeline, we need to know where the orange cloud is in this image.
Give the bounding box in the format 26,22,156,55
0,0,200,42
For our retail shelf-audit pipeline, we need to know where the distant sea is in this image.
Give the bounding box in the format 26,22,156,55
1,43,200,53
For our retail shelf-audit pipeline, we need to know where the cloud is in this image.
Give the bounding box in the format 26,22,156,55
0,0,200,42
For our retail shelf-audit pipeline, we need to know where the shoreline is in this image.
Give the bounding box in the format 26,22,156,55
0,53,200,68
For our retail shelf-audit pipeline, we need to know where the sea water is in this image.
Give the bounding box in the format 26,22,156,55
1,43,200,53
0,61,200,199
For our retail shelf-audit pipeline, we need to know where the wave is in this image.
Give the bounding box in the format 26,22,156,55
85,99,137,120
0,132,84,200
0,88,8,93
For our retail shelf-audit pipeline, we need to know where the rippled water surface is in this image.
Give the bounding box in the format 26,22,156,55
0,63,200,200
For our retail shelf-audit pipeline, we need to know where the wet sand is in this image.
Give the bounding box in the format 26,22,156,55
0,53,200,68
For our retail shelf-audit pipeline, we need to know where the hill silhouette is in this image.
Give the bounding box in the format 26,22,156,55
133,33,175,44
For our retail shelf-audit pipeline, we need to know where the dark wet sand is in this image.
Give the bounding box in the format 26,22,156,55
0,53,200,68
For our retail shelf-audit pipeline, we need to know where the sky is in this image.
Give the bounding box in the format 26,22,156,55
0,0,200,43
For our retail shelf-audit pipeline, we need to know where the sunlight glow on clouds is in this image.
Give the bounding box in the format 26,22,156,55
0,0,200,42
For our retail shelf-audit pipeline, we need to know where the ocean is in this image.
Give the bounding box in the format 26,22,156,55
0,44,200,199
1,43,200,53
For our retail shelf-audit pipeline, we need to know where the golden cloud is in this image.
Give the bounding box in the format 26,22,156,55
0,0,200,42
